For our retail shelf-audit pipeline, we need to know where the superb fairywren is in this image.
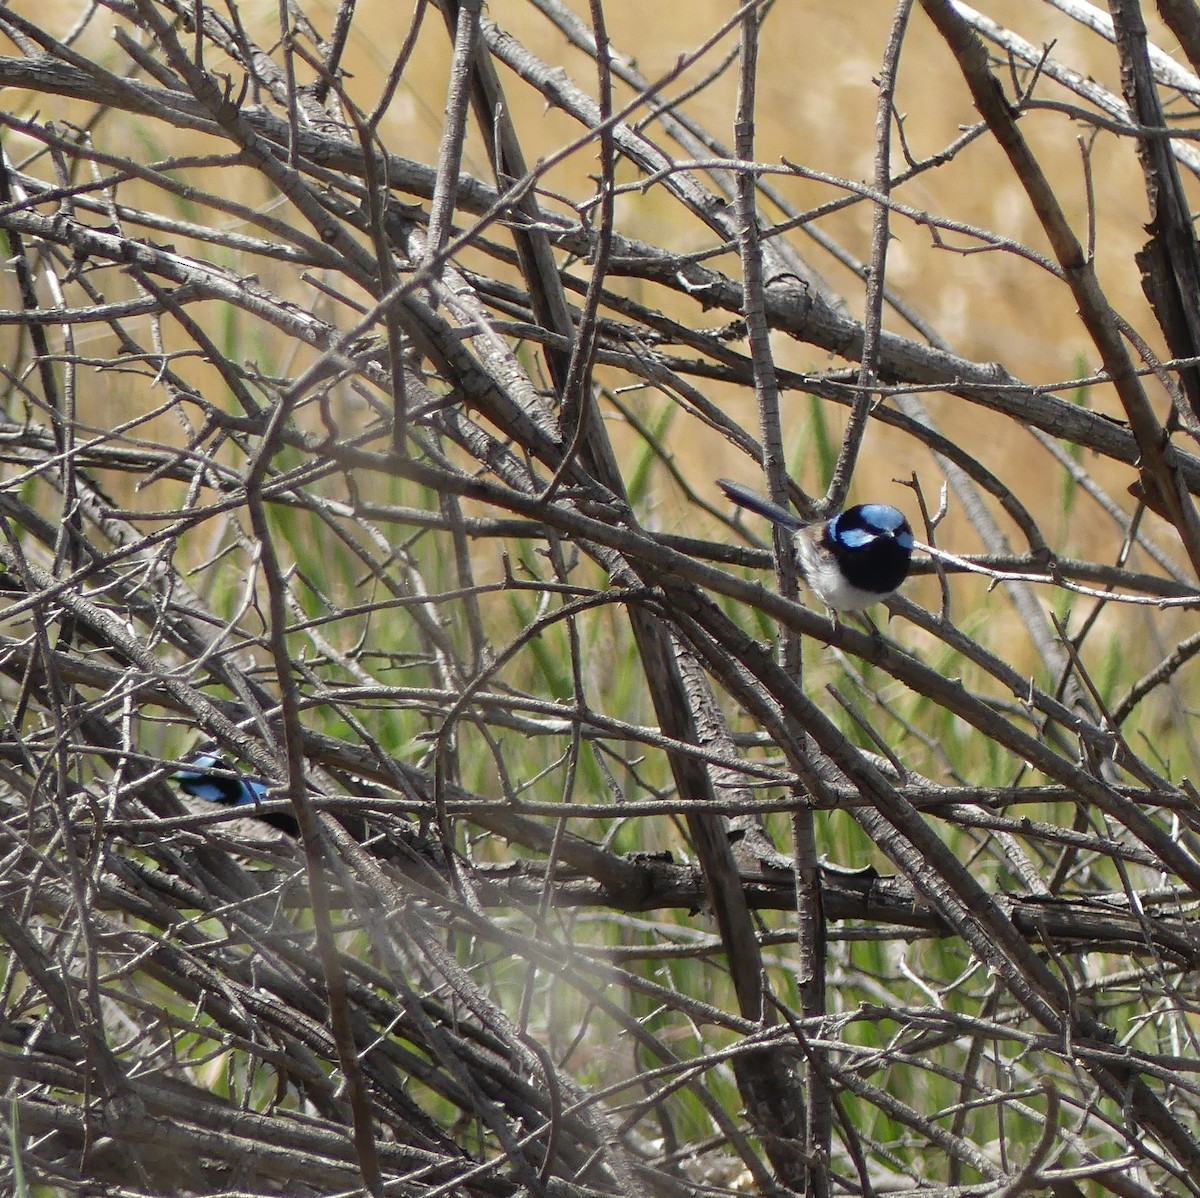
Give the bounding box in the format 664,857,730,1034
172,752,299,836
718,479,914,612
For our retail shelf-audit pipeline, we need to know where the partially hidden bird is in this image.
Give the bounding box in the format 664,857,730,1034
718,479,914,612
172,752,300,836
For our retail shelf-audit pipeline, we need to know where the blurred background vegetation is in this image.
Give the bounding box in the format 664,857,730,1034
1,1,1200,1195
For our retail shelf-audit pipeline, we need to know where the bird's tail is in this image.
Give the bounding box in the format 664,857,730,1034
717,479,804,530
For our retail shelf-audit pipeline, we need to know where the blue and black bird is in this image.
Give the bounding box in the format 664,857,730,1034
718,479,914,612
172,752,299,836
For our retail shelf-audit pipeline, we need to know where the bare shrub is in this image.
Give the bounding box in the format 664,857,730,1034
1,2,1199,1195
